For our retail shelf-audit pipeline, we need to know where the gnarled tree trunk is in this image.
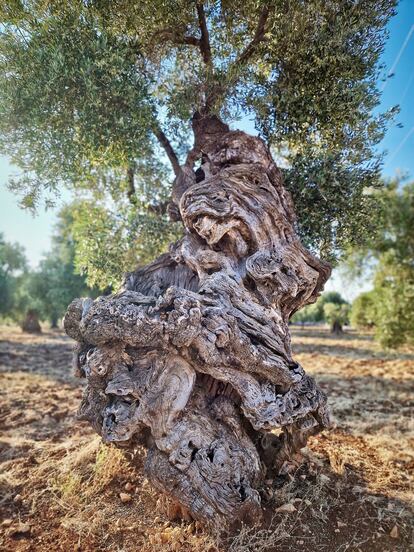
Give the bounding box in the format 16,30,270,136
64,115,331,527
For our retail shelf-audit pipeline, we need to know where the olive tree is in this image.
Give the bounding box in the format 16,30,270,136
0,0,396,526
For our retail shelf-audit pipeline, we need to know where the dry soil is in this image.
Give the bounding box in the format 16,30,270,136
0,325,413,551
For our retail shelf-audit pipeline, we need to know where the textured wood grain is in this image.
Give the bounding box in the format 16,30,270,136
64,119,331,526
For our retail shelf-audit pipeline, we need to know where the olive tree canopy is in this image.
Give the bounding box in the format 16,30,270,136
0,0,397,275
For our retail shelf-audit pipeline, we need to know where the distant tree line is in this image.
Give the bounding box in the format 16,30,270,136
0,205,97,331
293,179,414,349
348,180,414,348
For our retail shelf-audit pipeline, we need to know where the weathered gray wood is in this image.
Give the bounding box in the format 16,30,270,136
64,118,331,526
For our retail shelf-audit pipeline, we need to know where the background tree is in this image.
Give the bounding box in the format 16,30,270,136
349,179,414,347
10,272,41,332
323,302,350,334
291,301,323,326
0,232,27,319
26,205,98,326
0,234,42,332
350,290,378,330
291,291,348,330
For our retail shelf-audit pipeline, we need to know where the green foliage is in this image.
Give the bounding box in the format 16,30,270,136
320,292,348,306
0,0,397,268
248,0,397,258
70,203,133,291
0,233,27,317
371,259,414,348
0,3,155,207
323,302,350,330
31,205,98,324
350,291,377,329
291,302,322,324
348,180,414,348
25,260,87,326
283,151,387,259
70,201,183,290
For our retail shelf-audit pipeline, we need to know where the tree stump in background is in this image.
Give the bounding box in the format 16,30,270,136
64,120,331,526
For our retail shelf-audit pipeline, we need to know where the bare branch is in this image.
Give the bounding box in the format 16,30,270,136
236,6,270,66
153,126,181,177
196,3,212,65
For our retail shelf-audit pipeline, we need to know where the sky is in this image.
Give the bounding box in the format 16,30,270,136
0,1,413,298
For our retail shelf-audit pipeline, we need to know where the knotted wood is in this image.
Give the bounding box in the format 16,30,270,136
64,122,331,526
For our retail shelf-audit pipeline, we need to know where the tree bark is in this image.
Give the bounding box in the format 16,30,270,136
331,320,343,334
64,119,331,527
21,309,41,334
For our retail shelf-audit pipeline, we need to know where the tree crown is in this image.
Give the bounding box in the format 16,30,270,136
0,0,398,267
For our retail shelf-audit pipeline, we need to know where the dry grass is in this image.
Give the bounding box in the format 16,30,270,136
0,325,413,551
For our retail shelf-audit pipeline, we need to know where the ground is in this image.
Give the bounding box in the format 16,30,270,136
0,325,413,551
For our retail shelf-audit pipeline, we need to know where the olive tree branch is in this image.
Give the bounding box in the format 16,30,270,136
235,5,270,66
153,4,212,73
196,3,212,66
126,165,137,206
156,29,201,48
204,5,271,111
153,125,181,177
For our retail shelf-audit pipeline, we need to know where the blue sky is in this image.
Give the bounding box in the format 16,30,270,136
1,0,414,284
379,1,414,178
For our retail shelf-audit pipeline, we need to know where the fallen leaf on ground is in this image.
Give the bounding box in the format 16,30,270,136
390,525,399,539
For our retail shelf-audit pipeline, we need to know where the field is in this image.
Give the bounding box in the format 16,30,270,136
0,325,413,551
